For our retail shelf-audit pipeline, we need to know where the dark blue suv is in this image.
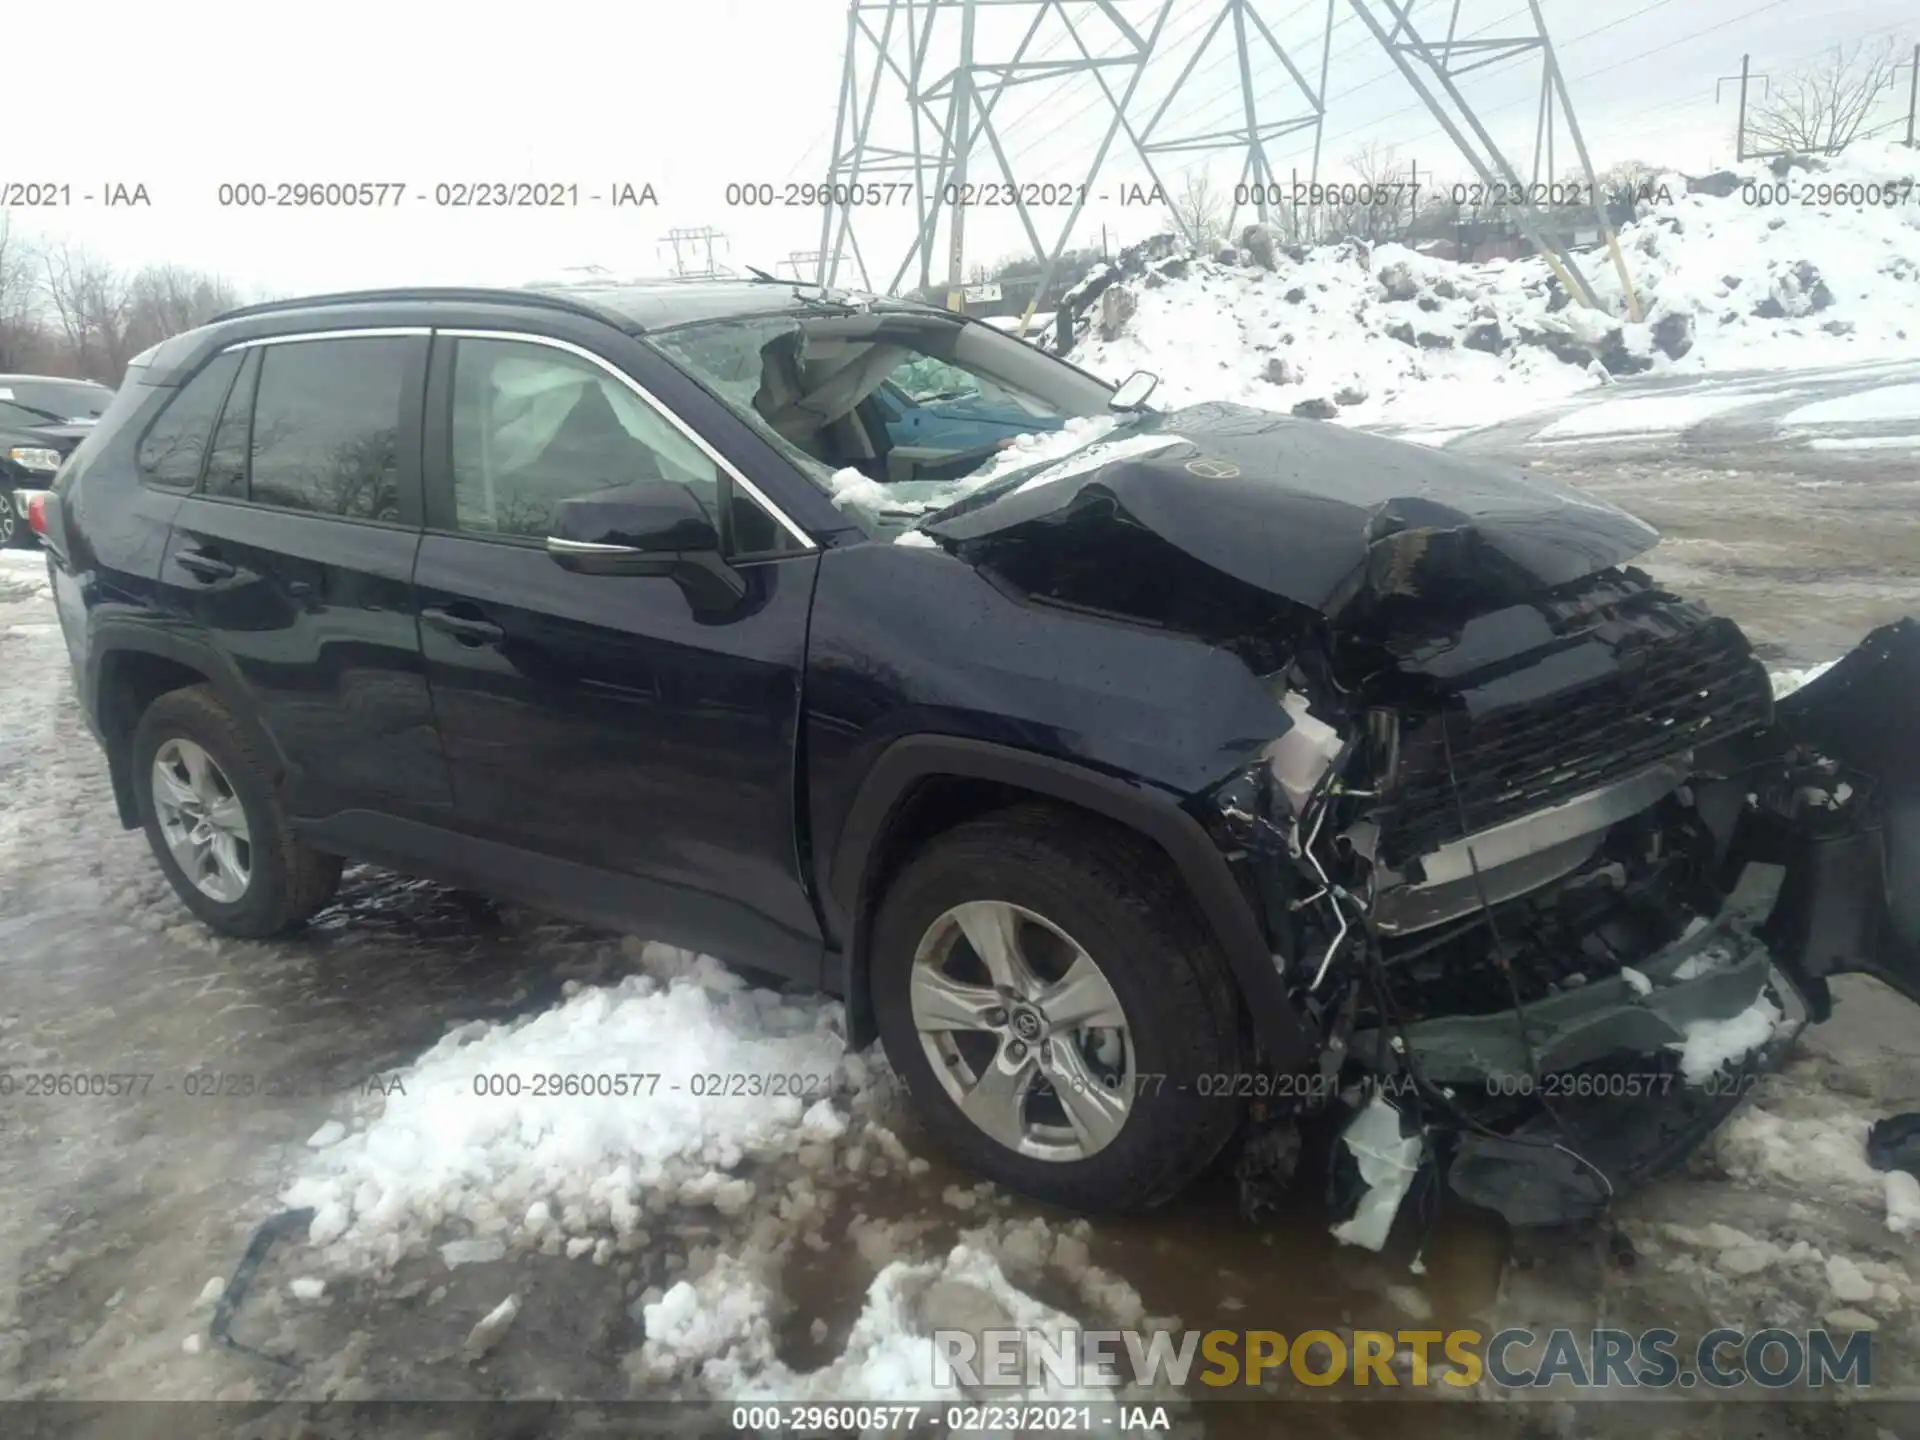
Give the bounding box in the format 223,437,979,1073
38,279,1920,1229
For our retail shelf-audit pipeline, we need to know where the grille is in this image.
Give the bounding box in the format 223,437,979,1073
1378,612,1773,867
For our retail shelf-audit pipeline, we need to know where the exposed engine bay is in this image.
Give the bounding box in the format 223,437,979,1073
1194,578,1920,1240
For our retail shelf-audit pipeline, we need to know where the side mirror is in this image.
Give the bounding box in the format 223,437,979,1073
1109,370,1160,411
546,481,747,610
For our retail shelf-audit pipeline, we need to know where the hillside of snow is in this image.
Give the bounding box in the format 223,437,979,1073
1064,142,1920,440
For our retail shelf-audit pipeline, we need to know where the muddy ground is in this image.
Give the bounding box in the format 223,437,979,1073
3,397,1919,1440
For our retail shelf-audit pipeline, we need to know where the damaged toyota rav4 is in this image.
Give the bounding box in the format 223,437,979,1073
43,280,1920,1241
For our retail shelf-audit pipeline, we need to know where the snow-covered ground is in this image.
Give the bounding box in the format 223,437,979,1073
1065,143,1920,442
4,146,1919,1411
6,535,1918,1422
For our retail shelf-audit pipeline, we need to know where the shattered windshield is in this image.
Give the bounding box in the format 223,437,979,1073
650,310,1124,531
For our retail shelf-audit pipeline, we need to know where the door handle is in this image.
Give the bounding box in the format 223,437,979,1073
175,548,236,582
422,606,505,646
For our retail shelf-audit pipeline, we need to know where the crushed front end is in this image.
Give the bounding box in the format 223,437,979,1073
922,407,1918,1239
1199,574,1920,1238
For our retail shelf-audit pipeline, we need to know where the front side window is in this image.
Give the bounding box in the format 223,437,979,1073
136,351,242,490
449,338,720,540
247,338,408,521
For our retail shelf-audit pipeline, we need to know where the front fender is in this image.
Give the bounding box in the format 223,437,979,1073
828,734,1320,1071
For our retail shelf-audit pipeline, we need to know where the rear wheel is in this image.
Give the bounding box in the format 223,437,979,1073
870,805,1246,1212
132,686,342,937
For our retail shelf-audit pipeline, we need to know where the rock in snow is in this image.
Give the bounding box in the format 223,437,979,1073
463,1294,521,1363
1826,1255,1876,1305
1064,142,1920,440
1885,1170,1920,1237
305,1120,347,1149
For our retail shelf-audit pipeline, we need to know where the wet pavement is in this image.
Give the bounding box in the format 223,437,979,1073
4,355,1920,1440
1443,361,1920,664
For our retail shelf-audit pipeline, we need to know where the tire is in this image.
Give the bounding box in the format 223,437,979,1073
0,492,28,549
131,685,343,938
870,804,1246,1213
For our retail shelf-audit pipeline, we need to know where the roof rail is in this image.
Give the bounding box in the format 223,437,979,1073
210,286,618,326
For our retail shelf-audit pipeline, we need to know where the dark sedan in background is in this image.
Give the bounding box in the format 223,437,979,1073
1,374,115,547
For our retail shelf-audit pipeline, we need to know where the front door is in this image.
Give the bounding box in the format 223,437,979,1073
411,328,826,980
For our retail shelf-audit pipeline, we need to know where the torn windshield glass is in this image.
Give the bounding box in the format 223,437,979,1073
651,311,1120,531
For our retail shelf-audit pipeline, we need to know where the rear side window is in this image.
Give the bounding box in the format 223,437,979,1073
136,351,242,489
247,338,408,521
201,350,260,500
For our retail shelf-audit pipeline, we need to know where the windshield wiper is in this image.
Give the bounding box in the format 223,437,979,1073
9,402,70,425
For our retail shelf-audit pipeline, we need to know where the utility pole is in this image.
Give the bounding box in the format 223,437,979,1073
660,226,729,278
1905,43,1919,148
945,0,978,313
1715,56,1768,163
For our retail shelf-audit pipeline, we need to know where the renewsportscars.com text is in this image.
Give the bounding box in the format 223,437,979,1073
934,1326,1875,1391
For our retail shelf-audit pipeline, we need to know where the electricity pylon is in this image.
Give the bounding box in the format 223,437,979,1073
816,0,1635,317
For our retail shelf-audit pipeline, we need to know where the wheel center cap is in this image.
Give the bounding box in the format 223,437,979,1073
1009,1006,1045,1041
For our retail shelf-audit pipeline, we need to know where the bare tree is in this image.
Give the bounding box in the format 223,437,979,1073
1320,143,1422,244
0,217,40,371
1168,167,1229,252
1748,38,1905,156
124,265,240,358
40,240,134,383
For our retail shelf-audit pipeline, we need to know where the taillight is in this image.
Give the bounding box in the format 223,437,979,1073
26,494,48,535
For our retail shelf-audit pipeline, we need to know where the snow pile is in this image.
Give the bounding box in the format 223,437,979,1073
1642,1220,1912,1332
639,1244,1104,1402
1670,991,1784,1085
1066,143,1920,436
1715,1104,1887,1211
0,549,51,603
282,943,869,1271
1770,659,1838,698
1886,1171,1920,1237
638,1222,1176,1409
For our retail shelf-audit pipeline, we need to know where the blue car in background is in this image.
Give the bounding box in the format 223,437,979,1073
871,361,1067,454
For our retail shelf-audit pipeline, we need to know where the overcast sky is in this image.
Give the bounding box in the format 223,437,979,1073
7,0,1915,301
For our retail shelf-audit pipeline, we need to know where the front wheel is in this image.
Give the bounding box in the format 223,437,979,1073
132,686,343,937
870,805,1247,1213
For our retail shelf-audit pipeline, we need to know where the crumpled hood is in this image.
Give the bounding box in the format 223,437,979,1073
922,402,1660,621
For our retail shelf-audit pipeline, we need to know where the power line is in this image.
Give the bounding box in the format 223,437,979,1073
1309,5,1535,156
994,0,1244,169
1384,0,1884,160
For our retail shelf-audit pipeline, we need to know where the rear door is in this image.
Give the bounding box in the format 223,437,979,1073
412,325,826,980
156,329,453,821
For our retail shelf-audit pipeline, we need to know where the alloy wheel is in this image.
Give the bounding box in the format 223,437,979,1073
910,899,1136,1162
0,504,14,546
151,738,252,903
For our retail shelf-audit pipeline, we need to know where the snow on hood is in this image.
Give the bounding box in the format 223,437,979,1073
1067,142,1920,438
828,414,1135,528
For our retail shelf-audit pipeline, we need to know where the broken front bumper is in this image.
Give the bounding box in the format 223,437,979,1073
1341,915,1802,1230
1321,618,1920,1237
